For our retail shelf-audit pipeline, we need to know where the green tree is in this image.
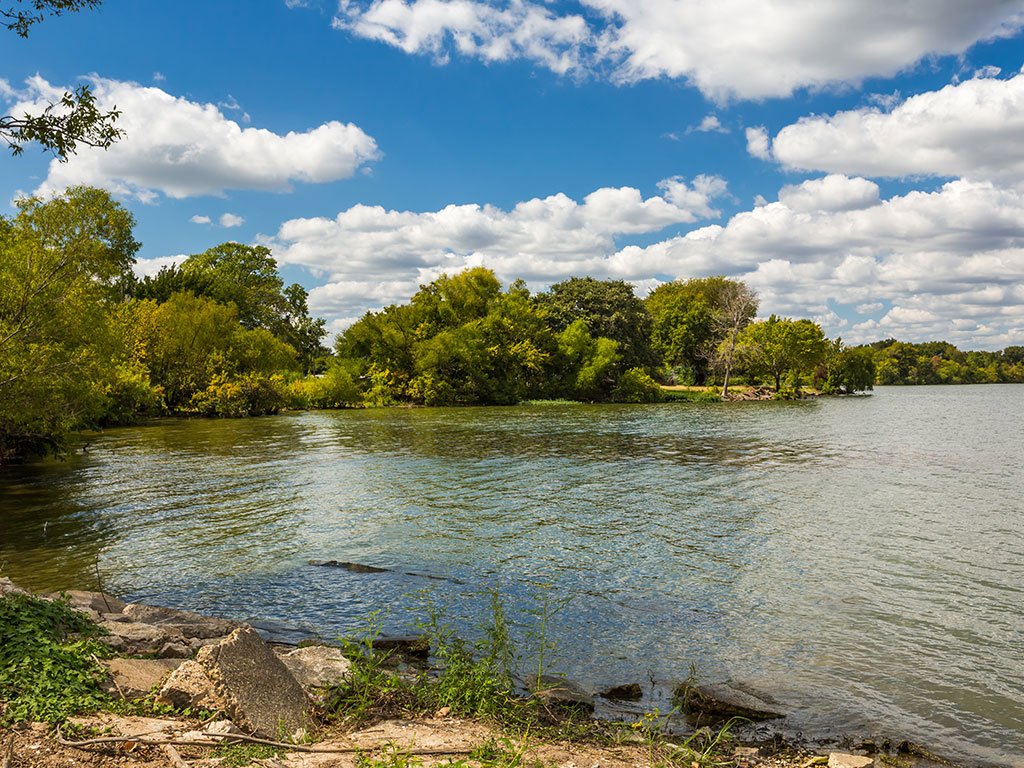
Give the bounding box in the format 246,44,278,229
734,315,827,391
708,279,758,396
0,186,139,460
2,1,122,159
536,276,654,371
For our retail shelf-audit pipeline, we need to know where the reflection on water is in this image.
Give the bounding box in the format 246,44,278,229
1,387,1023,766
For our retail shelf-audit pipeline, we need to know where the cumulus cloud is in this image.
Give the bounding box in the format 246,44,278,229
266,176,1024,349
330,0,1024,100
2,76,380,201
189,215,212,225
219,213,245,228
767,69,1024,183
745,127,770,160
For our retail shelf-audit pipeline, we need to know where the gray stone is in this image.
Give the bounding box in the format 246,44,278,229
278,646,352,693
197,626,309,738
0,577,29,597
102,658,182,700
156,660,222,710
526,674,594,714
159,641,193,659
64,590,127,615
677,681,784,721
98,619,188,654
828,755,873,768
123,603,245,639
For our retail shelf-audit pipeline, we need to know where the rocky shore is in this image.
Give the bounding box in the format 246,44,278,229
0,578,967,768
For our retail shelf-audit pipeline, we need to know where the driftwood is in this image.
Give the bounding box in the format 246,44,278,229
162,743,190,768
56,728,474,756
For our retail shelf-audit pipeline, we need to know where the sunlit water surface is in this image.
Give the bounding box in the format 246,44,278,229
1,386,1022,765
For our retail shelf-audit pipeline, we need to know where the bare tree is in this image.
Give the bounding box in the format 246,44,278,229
710,280,758,397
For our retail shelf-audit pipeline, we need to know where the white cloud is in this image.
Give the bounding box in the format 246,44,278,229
777,175,880,212
688,115,728,134
3,76,380,201
189,215,212,225
132,255,182,279
769,70,1024,183
268,176,1024,349
219,213,245,228
332,0,1024,100
745,126,770,160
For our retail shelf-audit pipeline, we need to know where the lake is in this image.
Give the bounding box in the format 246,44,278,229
1,385,1022,765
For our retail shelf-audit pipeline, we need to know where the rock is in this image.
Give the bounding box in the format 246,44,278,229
98,619,188,654
278,645,352,690
734,746,759,760
156,660,221,710
0,577,29,597
313,560,390,573
372,635,429,660
123,603,245,640
828,755,873,768
63,590,127,615
102,658,182,700
188,636,228,652
159,641,193,659
526,674,594,714
599,683,642,702
676,681,784,721
205,720,245,740
196,626,309,738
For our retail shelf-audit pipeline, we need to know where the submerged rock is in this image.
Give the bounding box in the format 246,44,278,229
599,683,643,702
312,560,390,573
196,626,309,738
676,681,784,721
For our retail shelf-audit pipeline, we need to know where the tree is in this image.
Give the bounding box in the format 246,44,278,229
734,315,827,392
0,186,139,460
2,1,122,159
535,277,654,371
709,280,758,396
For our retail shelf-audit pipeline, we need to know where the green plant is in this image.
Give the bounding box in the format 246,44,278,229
523,582,571,687
0,593,112,723
212,741,284,767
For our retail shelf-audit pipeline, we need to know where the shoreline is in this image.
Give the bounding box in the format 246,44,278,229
0,578,985,768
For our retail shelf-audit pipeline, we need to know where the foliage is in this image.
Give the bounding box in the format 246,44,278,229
2,2,121,160
211,742,284,767
536,276,655,371
0,592,112,723
867,339,1024,385
287,362,361,409
734,315,827,391
0,187,139,460
611,367,663,403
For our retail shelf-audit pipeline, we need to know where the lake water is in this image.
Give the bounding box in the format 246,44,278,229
1,386,1022,765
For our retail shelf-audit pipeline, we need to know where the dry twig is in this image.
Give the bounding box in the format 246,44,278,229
162,743,190,768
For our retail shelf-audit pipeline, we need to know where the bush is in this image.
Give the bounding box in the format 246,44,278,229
189,372,286,416
611,367,663,403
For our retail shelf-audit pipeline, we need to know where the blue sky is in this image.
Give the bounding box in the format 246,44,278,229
3,0,1024,348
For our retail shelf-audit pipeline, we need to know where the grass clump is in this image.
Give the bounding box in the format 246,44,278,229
212,742,286,767
0,592,112,724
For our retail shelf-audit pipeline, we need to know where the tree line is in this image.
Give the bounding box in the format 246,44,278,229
2,186,1022,462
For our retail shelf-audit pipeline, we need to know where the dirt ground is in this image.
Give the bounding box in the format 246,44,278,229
0,713,813,768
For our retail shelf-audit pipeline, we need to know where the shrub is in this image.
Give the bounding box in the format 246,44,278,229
611,368,663,403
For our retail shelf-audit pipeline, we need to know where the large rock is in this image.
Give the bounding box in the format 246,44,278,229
98,619,188,654
525,674,594,714
123,603,245,640
676,681,784,721
156,660,222,710
599,683,643,702
197,627,309,738
278,645,352,690
0,577,30,597
102,658,182,700
64,590,127,615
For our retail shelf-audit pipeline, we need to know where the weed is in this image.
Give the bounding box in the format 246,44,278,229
0,592,113,724
212,741,284,767
522,582,571,689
